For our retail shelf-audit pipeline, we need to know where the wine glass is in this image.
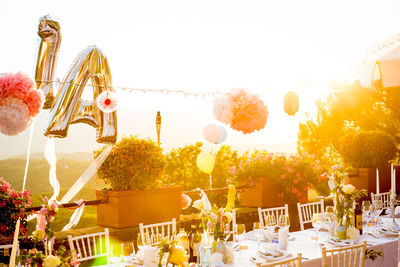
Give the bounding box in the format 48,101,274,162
362,201,371,234
223,223,231,242
277,215,290,230
121,242,135,263
371,199,384,234
253,222,261,230
235,224,246,259
312,213,323,243
265,215,277,248
324,206,335,237
137,232,147,251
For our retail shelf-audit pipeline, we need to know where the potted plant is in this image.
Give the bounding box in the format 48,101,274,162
94,136,182,228
340,130,397,193
233,152,326,208
0,178,31,264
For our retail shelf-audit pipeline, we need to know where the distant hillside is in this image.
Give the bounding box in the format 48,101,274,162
6,152,93,162
0,158,105,201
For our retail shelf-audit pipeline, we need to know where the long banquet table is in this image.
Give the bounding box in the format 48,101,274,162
104,217,400,267
231,227,397,267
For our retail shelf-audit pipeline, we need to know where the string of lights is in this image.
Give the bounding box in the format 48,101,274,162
35,79,230,98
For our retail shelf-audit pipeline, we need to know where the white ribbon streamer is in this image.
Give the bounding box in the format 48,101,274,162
62,199,86,231
196,188,212,211
60,145,112,203
22,122,35,191
28,145,112,222
45,138,60,203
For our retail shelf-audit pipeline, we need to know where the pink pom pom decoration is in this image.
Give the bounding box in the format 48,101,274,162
0,73,43,136
181,193,192,209
213,88,268,134
96,91,118,113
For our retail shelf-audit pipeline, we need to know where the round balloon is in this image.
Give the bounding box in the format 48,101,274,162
217,125,227,144
203,124,220,144
196,152,215,174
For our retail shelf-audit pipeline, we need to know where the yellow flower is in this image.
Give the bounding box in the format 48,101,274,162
32,229,45,241
342,184,355,194
193,199,205,211
169,245,188,266
222,211,233,223
43,255,61,267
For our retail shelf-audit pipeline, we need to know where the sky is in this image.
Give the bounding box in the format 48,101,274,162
1,0,400,158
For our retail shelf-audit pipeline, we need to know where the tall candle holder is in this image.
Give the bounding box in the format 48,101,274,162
389,194,399,230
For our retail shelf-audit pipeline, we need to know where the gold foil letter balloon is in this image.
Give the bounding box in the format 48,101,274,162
35,15,61,108
45,46,117,144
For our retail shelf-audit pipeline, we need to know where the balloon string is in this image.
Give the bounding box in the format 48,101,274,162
22,121,35,192
34,79,229,97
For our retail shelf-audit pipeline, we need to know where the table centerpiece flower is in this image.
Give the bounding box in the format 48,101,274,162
326,164,366,239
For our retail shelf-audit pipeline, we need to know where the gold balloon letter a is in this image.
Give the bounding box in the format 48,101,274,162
35,16,117,144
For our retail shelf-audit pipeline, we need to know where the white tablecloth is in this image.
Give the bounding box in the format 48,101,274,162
102,217,399,267
229,226,398,267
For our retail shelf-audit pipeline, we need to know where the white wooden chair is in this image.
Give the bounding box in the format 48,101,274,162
297,200,324,231
139,218,177,246
321,241,366,267
256,253,302,267
258,204,289,229
68,228,110,264
371,191,391,209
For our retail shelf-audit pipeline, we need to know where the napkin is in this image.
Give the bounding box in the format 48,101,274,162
144,247,157,267
278,228,288,250
209,252,225,267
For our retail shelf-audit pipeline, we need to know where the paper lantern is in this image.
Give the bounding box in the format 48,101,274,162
284,91,299,116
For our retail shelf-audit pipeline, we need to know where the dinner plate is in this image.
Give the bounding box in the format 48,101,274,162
379,229,398,237
325,239,353,247
258,249,289,261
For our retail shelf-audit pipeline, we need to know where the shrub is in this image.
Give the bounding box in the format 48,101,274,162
94,136,166,190
232,151,327,203
0,177,32,244
341,130,397,168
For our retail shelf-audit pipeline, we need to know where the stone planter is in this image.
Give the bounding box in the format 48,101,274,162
96,186,182,228
240,177,305,208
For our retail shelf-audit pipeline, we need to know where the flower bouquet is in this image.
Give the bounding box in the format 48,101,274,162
17,197,80,267
326,164,366,239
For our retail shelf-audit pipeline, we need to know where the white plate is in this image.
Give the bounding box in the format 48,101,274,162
258,249,289,261
325,239,353,247
379,229,398,237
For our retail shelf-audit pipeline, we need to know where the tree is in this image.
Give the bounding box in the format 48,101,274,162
298,80,400,165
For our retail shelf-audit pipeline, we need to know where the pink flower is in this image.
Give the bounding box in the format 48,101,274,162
26,257,33,264
71,252,80,266
0,225,7,232
206,220,213,229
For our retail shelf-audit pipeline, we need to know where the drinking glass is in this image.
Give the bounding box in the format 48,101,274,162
137,232,148,251
312,213,323,243
121,242,135,263
253,222,261,230
236,224,246,236
324,206,335,237
265,215,277,248
362,201,371,234
277,215,290,230
371,199,384,234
